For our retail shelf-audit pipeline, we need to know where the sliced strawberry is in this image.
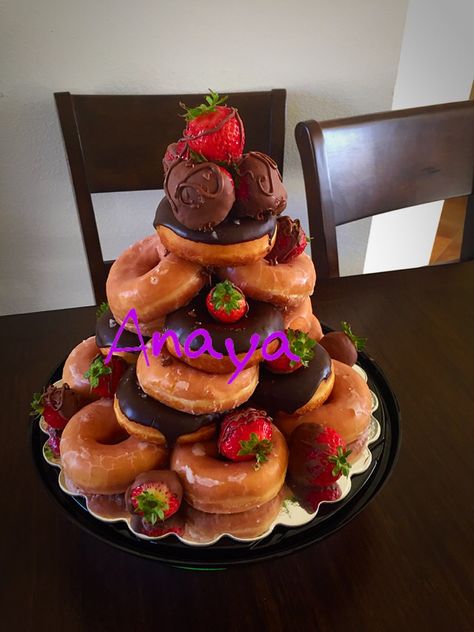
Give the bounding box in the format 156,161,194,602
218,408,273,469
289,424,352,488
84,355,126,398
206,280,248,323
265,328,316,374
181,91,245,164
265,216,307,264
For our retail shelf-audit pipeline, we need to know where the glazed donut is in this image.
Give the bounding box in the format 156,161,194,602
164,290,284,374
154,197,277,266
96,307,145,364
60,399,167,495
137,348,258,415
171,425,288,513
62,336,101,399
114,365,219,445
183,491,284,543
282,297,323,341
275,360,372,461
252,344,334,415
217,252,316,307
106,234,206,336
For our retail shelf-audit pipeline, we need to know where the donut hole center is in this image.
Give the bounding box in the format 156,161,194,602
96,428,130,445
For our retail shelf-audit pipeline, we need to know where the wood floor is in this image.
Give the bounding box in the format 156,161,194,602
430,196,466,264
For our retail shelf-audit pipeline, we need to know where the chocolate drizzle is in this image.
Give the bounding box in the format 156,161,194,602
116,366,221,443
43,384,81,421
165,290,284,355
164,160,235,231
252,344,332,414
154,197,276,245
95,308,144,350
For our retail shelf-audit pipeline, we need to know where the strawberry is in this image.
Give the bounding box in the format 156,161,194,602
30,384,80,430
162,140,189,173
129,481,181,525
181,91,245,164
319,321,367,367
218,408,273,469
45,427,61,458
84,355,126,398
206,280,248,323
265,216,307,264
265,328,316,374
289,424,352,488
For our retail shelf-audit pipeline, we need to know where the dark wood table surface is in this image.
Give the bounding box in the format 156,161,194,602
1,262,473,631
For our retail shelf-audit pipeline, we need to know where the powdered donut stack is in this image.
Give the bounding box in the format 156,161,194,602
34,92,372,542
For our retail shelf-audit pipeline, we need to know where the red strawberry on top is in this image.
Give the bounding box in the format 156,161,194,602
181,91,245,164
218,408,273,469
206,280,248,323
289,424,352,488
265,328,316,374
30,384,80,430
128,474,182,525
84,355,126,398
265,216,307,264
162,140,189,174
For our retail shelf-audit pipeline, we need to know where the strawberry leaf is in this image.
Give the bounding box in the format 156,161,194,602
96,302,109,318
328,445,352,478
180,90,228,122
210,280,245,315
84,355,112,390
341,321,367,351
30,392,44,417
238,432,273,470
135,490,168,525
287,329,316,367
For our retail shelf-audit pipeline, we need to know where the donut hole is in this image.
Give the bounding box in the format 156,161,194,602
96,427,130,446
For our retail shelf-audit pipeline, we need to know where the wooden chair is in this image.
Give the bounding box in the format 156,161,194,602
55,89,286,303
295,100,474,279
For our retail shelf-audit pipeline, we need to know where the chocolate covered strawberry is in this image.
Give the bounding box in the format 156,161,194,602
319,321,367,366
181,91,245,163
84,355,126,398
265,216,307,264
162,140,189,174
265,328,315,374
30,384,80,430
289,424,352,488
206,280,248,323
218,408,273,469
127,471,183,525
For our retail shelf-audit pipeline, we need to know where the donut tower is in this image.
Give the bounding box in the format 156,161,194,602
34,92,373,541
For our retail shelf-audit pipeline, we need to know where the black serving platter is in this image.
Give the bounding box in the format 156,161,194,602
31,347,400,569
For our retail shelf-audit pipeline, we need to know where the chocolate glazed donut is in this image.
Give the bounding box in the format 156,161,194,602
164,160,235,231
115,365,220,445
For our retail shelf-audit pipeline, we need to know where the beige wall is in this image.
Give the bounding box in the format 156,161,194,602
0,0,408,315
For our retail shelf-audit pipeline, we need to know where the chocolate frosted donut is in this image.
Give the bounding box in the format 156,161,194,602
154,197,278,266
166,291,284,355
96,308,144,350
234,151,287,218
164,160,235,231
154,197,276,245
252,344,333,415
115,365,220,444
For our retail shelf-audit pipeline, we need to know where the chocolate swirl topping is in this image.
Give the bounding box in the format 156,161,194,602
164,160,235,231
165,290,284,355
116,366,221,443
95,308,144,350
251,344,332,414
233,151,287,219
154,197,277,245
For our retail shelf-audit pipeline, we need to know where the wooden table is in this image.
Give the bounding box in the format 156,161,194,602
2,262,473,631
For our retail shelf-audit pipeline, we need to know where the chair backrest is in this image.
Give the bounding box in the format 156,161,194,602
295,100,474,278
55,89,286,302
